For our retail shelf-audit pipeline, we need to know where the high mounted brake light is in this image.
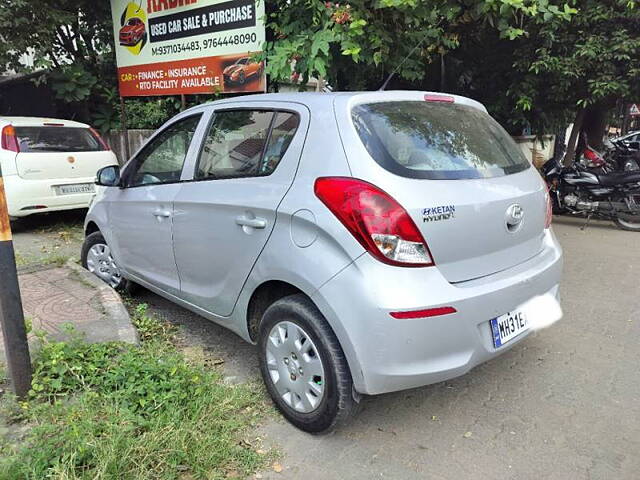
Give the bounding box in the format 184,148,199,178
314,177,434,267
424,94,455,103
1,125,20,152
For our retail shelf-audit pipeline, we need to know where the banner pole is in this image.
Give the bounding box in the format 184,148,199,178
120,96,130,161
0,164,32,398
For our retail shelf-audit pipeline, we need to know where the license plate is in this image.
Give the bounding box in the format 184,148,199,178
490,309,529,348
55,183,95,195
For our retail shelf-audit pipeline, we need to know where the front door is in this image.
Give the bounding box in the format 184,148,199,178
108,114,202,294
173,107,304,316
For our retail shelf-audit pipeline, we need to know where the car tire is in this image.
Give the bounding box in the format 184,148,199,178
258,294,358,434
81,231,127,291
238,71,246,84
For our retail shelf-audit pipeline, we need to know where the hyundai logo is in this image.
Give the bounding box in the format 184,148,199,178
505,204,524,232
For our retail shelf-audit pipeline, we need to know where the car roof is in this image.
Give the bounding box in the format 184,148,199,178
184,91,488,114
0,116,89,128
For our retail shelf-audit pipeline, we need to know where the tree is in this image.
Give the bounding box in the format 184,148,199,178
262,0,575,91
0,0,117,123
510,0,640,156
443,0,640,155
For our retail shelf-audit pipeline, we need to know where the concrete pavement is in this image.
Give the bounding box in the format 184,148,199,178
10,211,139,348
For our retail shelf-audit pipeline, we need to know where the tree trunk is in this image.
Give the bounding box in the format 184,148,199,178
582,102,610,150
622,103,632,136
563,108,585,166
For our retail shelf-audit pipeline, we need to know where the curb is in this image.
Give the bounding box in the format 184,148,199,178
65,260,139,345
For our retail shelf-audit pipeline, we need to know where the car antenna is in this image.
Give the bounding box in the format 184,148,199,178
378,36,429,91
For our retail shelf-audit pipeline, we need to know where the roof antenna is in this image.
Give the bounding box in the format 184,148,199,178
378,36,429,91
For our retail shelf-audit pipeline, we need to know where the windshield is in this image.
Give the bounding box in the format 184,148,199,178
351,101,530,180
14,127,103,153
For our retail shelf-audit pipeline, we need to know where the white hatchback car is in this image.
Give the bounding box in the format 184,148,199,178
82,91,563,433
0,117,117,219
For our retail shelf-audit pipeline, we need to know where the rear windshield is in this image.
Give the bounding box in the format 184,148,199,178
351,101,530,180
14,127,103,153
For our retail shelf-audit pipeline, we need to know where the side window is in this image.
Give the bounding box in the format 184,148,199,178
196,110,299,180
262,112,300,174
126,114,201,187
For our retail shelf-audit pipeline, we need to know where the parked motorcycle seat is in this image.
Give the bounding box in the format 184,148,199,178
597,171,640,187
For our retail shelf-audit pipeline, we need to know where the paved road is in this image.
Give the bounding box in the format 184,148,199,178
11,210,85,268
14,214,640,479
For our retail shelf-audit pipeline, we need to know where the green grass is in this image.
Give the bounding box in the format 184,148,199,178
14,252,71,269
0,310,272,479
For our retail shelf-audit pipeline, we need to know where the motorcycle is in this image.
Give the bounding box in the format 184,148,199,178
605,138,640,172
542,156,640,231
574,132,639,173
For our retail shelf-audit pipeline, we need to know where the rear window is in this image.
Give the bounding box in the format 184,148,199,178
14,127,103,153
351,101,530,180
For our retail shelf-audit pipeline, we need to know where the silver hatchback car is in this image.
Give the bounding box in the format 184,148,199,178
82,91,563,433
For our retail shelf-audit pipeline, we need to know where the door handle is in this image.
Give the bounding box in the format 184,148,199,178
235,216,267,229
153,209,172,218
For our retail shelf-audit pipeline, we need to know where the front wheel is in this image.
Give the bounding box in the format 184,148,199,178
258,294,358,433
81,231,126,290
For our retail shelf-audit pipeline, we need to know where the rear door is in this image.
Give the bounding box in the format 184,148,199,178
172,104,307,316
107,113,204,294
336,93,547,283
13,125,114,180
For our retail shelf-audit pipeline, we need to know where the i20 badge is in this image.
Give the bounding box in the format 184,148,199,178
423,205,456,223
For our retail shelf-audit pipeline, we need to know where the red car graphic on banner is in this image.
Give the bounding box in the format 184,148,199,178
223,57,264,86
119,17,146,47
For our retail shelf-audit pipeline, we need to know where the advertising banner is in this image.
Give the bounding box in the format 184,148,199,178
110,0,266,96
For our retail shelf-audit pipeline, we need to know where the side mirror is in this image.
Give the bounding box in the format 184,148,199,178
96,165,121,187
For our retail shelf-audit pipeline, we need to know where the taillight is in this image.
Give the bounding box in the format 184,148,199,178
544,184,553,229
1,125,20,152
89,127,110,151
314,177,434,267
583,148,598,161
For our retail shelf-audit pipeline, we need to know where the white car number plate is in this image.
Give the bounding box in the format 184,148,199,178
56,183,95,195
490,309,529,348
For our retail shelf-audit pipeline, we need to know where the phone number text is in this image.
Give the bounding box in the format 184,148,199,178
151,33,258,56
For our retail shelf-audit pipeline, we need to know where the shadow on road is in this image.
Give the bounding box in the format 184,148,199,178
10,209,87,234
551,214,620,231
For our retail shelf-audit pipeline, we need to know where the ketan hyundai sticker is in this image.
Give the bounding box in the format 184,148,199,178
423,205,456,222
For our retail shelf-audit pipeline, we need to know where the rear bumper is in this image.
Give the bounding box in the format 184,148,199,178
3,174,96,218
312,228,563,395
